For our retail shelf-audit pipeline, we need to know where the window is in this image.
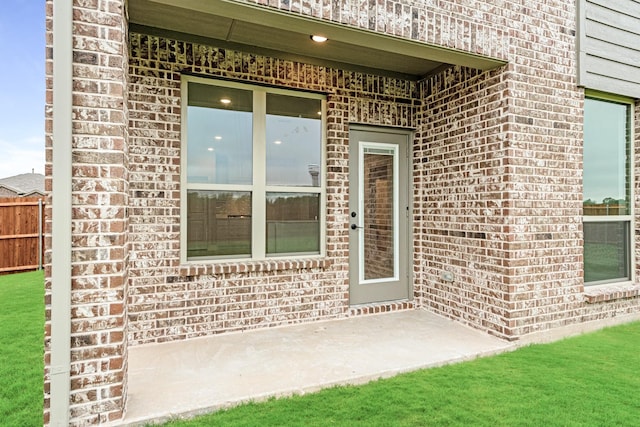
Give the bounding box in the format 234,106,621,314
182,77,325,261
583,93,634,285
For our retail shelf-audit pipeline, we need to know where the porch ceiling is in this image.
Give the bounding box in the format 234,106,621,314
128,0,505,80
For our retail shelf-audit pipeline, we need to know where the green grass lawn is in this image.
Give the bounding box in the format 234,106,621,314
2,271,640,426
0,270,44,426
162,321,640,427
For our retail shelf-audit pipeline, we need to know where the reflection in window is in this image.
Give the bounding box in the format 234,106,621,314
584,222,629,283
266,94,322,187
266,193,320,254
187,83,253,185
363,150,395,281
583,96,632,285
184,78,325,261
583,98,630,215
187,190,251,258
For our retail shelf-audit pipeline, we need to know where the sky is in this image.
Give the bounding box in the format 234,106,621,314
0,2,45,178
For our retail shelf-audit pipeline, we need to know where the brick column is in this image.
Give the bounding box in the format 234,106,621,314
44,0,130,424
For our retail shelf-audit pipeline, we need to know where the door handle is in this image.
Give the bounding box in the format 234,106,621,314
351,224,363,230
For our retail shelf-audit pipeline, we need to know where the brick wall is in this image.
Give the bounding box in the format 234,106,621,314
45,0,130,424
415,2,640,340
127,33,419,344
46,0,640,424
415,1,585,339
44,4,52,423
415,65,513,337
636,99,640,278
241,0,509,62
127,0,640,345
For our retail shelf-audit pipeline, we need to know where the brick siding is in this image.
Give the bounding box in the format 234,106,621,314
45,0,640,425
127,33,419,344
44,0,130,424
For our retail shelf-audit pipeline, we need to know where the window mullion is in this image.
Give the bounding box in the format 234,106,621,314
252,90,267,259
264,186,323,194
183,76,325,262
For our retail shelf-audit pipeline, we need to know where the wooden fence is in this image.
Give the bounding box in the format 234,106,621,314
583,204,626,216
0,197,45,275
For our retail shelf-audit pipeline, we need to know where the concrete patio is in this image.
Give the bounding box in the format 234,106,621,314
123,309,516,425
123,308,640,425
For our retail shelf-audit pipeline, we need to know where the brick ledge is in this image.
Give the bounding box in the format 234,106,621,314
584,284,640,304
179,257,331,276
349,300,415,316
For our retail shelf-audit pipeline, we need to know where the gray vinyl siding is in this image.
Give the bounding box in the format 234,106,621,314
578,0,640,98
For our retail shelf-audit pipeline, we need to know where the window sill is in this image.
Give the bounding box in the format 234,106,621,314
583,283,640,304
179,257,331,276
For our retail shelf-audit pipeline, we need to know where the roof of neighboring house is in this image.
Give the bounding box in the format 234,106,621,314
0,173,45,196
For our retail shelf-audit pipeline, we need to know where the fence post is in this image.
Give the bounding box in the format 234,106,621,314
38,198,43,270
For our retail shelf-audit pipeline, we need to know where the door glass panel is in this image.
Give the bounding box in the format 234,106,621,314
362,146,396,281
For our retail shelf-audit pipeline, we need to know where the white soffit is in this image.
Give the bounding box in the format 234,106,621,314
129,0,505,79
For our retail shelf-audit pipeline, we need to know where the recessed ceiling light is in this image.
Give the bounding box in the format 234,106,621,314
214,135,222,140
273,140,282,145
310,35,328,43
207,147,214,151
220,98,231,104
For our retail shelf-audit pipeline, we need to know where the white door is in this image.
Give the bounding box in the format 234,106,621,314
348,127,411,305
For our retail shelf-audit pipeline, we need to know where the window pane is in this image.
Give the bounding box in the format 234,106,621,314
266,94,322,186
187,190,251,258
266,193,320,254
187,83,253,184
583,98,630,215
584,221,630,284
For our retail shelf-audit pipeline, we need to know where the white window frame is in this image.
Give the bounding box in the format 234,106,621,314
583,90,635,287
180,76,327,263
